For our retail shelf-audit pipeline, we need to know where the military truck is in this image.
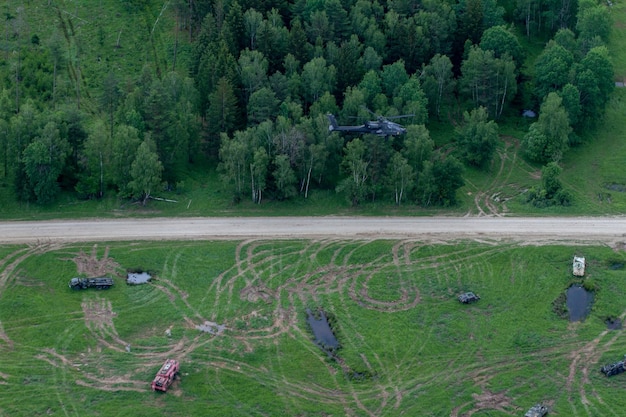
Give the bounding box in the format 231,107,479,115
69,277,114,290
524,404,548,417
151,359,179,392
601,356,626,376
458,292,480,304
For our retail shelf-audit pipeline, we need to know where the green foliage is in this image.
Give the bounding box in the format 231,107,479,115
421,54,455,119
456,106,499,169
206,77,239,138
76,120,110,199
416,153,465,207
461,46,517,118
0,0,623,213
526,162,572,207
575,46,614,127
533,41,575,100
218,131,249,201
301,56,336,105
577,3,612,46
247,87,279,125
128,138,163,205
273,153,297,200
523,93,571,163
480,25,525,68
337,138,369,206
22,122,69,204
385,151,414,205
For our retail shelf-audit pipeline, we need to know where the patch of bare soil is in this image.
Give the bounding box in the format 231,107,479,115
72,244,120,277
470,390,512,414
81,296,128,352
36,348,146,392
240,283,275,303
565,309,626,404
0,321,14,350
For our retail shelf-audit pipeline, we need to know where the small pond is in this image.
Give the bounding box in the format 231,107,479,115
127,272,152,285
566,284,594,322
306,308,339,353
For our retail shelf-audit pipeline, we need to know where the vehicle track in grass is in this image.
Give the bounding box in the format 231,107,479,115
1,227,626,414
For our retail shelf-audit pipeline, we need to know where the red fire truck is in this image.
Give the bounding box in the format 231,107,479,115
151,359,179,392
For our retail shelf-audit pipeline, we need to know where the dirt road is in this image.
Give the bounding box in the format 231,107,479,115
1,216,625,244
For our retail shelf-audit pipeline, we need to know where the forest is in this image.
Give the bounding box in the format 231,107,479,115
0,0,615,208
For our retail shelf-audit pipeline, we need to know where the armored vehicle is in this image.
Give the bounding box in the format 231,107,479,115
69,277,114,290
524,404,548,417
573,256,586,277
152,359,179,392
601,356,626,376
458,292,480,304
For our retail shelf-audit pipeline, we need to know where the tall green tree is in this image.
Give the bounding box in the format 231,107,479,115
243,8,263,50
461,46,517,118
480,25,525,69
76,120,110,199
218,131,251,201
22,121,69,204
206,77,239,142
576,3,611,47
238,49,269,104
558,83,581,129
414,153,465,207
128,138,163,206
385,151,414,205
273,153,297,200
523,92,571,163
421,54,455,119
402,124,434,174
533,40,574,100
336,138,369,206
247,87,279,125
456,106,499,169
575,46,614,127
301,57,336,106
251,146,269,203
110,125,141,196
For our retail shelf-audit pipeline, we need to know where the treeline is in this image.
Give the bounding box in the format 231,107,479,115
0,0,614,206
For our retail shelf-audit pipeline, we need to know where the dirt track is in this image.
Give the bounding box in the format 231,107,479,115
1,216,626,244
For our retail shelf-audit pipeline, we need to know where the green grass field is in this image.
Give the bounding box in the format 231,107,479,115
2,3,626,416
1,240,626,416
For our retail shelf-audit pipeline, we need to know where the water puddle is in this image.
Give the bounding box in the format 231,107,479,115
604,183,626,192
606,317,622,330
196,321,226,335
127,272,152,285
566,284,594,322
609,262,624,270
306,308,339,353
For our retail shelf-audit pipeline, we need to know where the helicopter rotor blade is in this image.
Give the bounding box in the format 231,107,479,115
361,106,379,118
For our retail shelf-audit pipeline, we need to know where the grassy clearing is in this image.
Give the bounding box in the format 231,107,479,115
1,239,626,415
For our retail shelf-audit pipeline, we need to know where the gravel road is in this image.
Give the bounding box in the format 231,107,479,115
1,216,626,244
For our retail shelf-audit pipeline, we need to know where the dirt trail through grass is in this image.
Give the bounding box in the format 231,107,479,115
1,236,626,415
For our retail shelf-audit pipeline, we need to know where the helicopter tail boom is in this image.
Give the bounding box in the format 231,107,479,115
327,114,339,131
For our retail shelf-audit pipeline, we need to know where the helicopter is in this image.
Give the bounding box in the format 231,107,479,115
327,108,414,138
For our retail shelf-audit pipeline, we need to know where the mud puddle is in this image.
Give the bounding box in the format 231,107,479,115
127,272,152,285
566,284,594,322
306,308,339,353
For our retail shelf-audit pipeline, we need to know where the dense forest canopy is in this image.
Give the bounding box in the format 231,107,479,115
0,0,614,207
